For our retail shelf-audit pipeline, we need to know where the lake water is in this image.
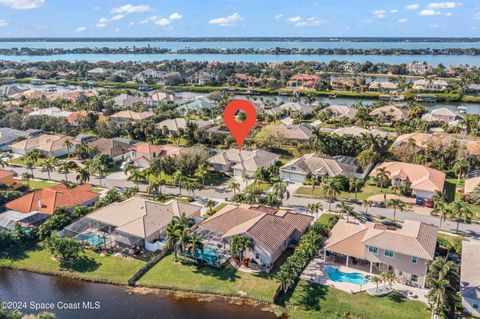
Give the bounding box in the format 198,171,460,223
0,269,276,319
1,41,480,65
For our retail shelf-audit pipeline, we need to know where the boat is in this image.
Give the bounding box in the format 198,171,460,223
328,94,337,99
415,94,437,103
139,85,153,91
458,105,468,114
31,78,45,85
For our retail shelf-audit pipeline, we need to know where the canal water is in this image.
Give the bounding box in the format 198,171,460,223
0,269,276,319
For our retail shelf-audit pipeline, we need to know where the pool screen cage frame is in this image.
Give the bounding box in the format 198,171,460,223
62,217,144,252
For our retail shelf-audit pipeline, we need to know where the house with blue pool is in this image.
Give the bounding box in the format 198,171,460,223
324,219,438,288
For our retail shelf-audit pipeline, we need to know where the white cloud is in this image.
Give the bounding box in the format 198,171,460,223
209,13,243,27
92,6,101,11
96,17,109,28
75,26,86,32
398,18,409,23
111,14,124,21
373,10,387,18
0,19,8,27
169,12,182,20
360,18,373,23
275,14,284,19
445,12,453,16
287,16,324,26
427,2,458,9
140,13,183,26
129,22,134,26
405,3,419,10
390,9,398,13
111,4,151,14
419,9,439,16
475,12,480,20
0,0,44,10
430,23,439,27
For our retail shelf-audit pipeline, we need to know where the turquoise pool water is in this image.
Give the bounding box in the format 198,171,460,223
324,265,369,285
76,233,105,247
195,245,219,266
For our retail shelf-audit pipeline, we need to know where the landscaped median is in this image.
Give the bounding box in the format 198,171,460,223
282,280,430,319
0,243,145,285
294,184,392,201
137,253,280,302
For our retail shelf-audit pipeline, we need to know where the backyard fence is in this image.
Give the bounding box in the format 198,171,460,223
128,248,170,286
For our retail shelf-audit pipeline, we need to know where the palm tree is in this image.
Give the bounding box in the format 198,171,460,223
376,167,391,192
165,221,182,261
449,200,473,233
63,139,74,158
205,199,217,216
146,179,161,197
57,160,78,182
0,157,7,168
349,178,363,200
24,158,36,179
21,172,32,187
127,168,145,187
41,158,57,180
427,257,460,319
430,201,450,229
75,167,91,184
242,171,250,188
337,201,354,221
362,199,373,214
174,227,192,260
194,163,208,187
227,180,240,196
452,158,470,184
229,235,254,265
371,276,382,292
386,198,405,222
187,234,204,263
273,182,290,206
306,202,322,220
173,170,185,195
319,179,341,211
310,175,317,197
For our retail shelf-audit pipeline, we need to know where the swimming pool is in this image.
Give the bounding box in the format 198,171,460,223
324,265,369,285
76,232,106,247
195,245,220,266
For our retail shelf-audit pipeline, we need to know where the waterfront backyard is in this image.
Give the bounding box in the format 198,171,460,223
137,253,280,302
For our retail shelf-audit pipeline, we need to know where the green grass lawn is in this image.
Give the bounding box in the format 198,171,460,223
295,185,393,201
148,170,229,187
246,181,272,192
137,254,279,302
0,244,145,285
282,280,430,319
23,180,58,190
317,213,339,226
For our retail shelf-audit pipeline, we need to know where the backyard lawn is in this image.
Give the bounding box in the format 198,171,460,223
0,244,145,285
137,254,279,302
282,280,430,319
23,180,58,190
295,184,393,201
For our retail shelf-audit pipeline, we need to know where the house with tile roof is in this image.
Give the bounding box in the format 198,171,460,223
370,162,445,199
5,184,99,229
62,196,201,252
0,169,21,189
29,107,72,118
88,138,134,162
324,219,438,288
368,81,399,92
9,134,74,157
110,93,145,109
369,105,409,121
322,105,357,119
129,143,182,168
331,126,388,138
0,127,42,151
156,118,214,133
421,107,462,124
287,74,321,89
109,110,155,126
208,149,279,177
281,153,358,183
391,132,455,149
277,123,313,143
460,240,480,317
175,99,215,115
413,79,448,91
197,204,313,269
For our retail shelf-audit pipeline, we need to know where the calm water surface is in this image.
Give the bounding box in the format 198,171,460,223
1,41,480,65
0,269,276,319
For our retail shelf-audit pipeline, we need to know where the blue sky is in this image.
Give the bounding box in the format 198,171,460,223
0,0,479,37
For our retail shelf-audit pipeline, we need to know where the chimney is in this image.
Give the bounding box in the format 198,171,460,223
38,200,45,208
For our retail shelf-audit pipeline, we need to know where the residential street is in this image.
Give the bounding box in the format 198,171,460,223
6,164,480,238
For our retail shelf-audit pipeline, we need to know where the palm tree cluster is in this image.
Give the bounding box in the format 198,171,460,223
278,221,328,294
164,214,203,263
431,193,473,233
427,257,460,319
370,272,397,292
229,235,254,265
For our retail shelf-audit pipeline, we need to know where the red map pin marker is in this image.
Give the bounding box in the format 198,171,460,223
224,99,257,150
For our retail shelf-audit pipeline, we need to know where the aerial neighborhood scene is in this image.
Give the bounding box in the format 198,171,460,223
2,1,480,319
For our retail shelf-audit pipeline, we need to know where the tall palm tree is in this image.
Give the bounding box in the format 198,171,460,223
205,199,217,215
376,167,391,193
242,171,250,188
24,158,36,179
41,158,57,180
337,201,354,220
452,158,470,184
371,276,382,292
319,179,341,211
349,178,363,200
362,199,373,214
386,198,405,222
427,257,459,319
165,221,182,261
21,172,32,187
187,234,204,263
127,168,145,187
273,182,290,206
57,160,78,182
173,170,185,195
449,200,473,233
146,179,161,197
194,163,208,187
430,201,450,229
75,167,91,184
174,227,192,260
227,180,240,196
63,139,74,158
310,175,317,197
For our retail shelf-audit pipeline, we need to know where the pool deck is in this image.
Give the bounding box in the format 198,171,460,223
300,258,430,304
